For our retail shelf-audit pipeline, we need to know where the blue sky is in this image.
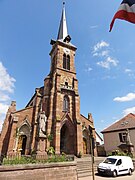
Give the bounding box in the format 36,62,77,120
0,0,135,136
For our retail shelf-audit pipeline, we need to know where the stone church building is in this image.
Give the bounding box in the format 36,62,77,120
0,4,97,157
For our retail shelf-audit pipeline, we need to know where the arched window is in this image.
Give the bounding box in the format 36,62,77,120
67,55,70,70
63,54,66,69
63,95,69,112
63,54,70,70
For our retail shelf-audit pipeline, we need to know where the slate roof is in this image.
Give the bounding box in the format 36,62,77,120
57,2,68,41
101,113,135,133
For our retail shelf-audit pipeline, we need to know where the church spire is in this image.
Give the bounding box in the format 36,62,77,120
57,2,68,40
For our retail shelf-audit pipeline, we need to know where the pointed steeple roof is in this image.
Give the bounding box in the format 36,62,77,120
57,2,68,40
50,2,76,49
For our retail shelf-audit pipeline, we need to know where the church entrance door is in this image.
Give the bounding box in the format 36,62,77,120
83,138,87,154
21,135,27,155
18,135,27,155
60,123,74,154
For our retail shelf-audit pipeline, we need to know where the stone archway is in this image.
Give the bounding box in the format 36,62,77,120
16,123,31,155
60,120,75,154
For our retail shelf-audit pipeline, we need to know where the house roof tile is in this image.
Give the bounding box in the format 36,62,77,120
101,113,135,133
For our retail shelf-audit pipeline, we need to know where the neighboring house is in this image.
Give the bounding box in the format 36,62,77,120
95,132,106,156
95,131,103,146
101,113,135,156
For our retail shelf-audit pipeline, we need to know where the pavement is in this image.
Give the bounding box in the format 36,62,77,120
77,157,135,180
78,172,135,180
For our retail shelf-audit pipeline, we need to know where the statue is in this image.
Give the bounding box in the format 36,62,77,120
126,129,134,157
126,129,132,145
39,111,47,138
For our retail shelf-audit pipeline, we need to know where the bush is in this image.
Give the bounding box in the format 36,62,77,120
47,154,67,163
3,156,37,165
108,150,133,158
2,154,73,165
46,147,55,155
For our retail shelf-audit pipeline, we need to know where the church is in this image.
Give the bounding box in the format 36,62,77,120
0,4,97,157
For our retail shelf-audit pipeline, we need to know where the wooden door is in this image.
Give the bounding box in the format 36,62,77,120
83,138,87,154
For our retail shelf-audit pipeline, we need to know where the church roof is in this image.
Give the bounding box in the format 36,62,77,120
57,2,68,41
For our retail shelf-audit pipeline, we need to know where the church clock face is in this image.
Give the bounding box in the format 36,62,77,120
63,48,70,54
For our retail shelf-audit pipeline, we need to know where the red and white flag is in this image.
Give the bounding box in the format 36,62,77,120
110,0,135,32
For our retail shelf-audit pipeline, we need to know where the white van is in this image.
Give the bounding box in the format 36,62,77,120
97,156,134,177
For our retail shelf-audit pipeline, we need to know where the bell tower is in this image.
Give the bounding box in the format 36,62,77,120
43,2,82,155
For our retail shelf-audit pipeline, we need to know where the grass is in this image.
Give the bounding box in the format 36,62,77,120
2,154,74,165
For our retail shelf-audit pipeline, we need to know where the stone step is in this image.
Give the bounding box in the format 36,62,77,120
77,168,97,176
77,171,97,178
76,157,104,179
77,168,97,173
77,166,97,170
78,172,91,178
77,162,99,167
77,162,99,165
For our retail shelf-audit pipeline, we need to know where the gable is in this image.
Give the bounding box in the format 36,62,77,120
102,113,135,133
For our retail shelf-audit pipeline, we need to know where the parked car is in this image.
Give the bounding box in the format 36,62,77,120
97,156,134,177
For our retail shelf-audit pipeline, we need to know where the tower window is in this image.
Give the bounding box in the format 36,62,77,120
63,54,66,69
63,54,70,70
67,55,70,70
63,95,69,112
65,82,68,88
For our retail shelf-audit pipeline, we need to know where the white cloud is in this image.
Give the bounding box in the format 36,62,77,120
101,50,109,57
0,92,10,102
123,106,135,116
0,61,16,131
102,75,116,80
92,41,119,69
0,103,9,114
97,57,119,69
114,93,135,102
0,61,16,93
124,68,135,78
0,117,4,131
100,119,104,123
0,103,9,130
93,50,109,57
90,25,98,29
125,68,132,73
85,67,92,72
93,41,109,52
128,61,133,65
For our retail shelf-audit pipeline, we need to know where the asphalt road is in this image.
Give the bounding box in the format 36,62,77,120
79,172,135,180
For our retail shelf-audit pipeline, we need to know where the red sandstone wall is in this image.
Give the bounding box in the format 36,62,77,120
0,162,77,180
